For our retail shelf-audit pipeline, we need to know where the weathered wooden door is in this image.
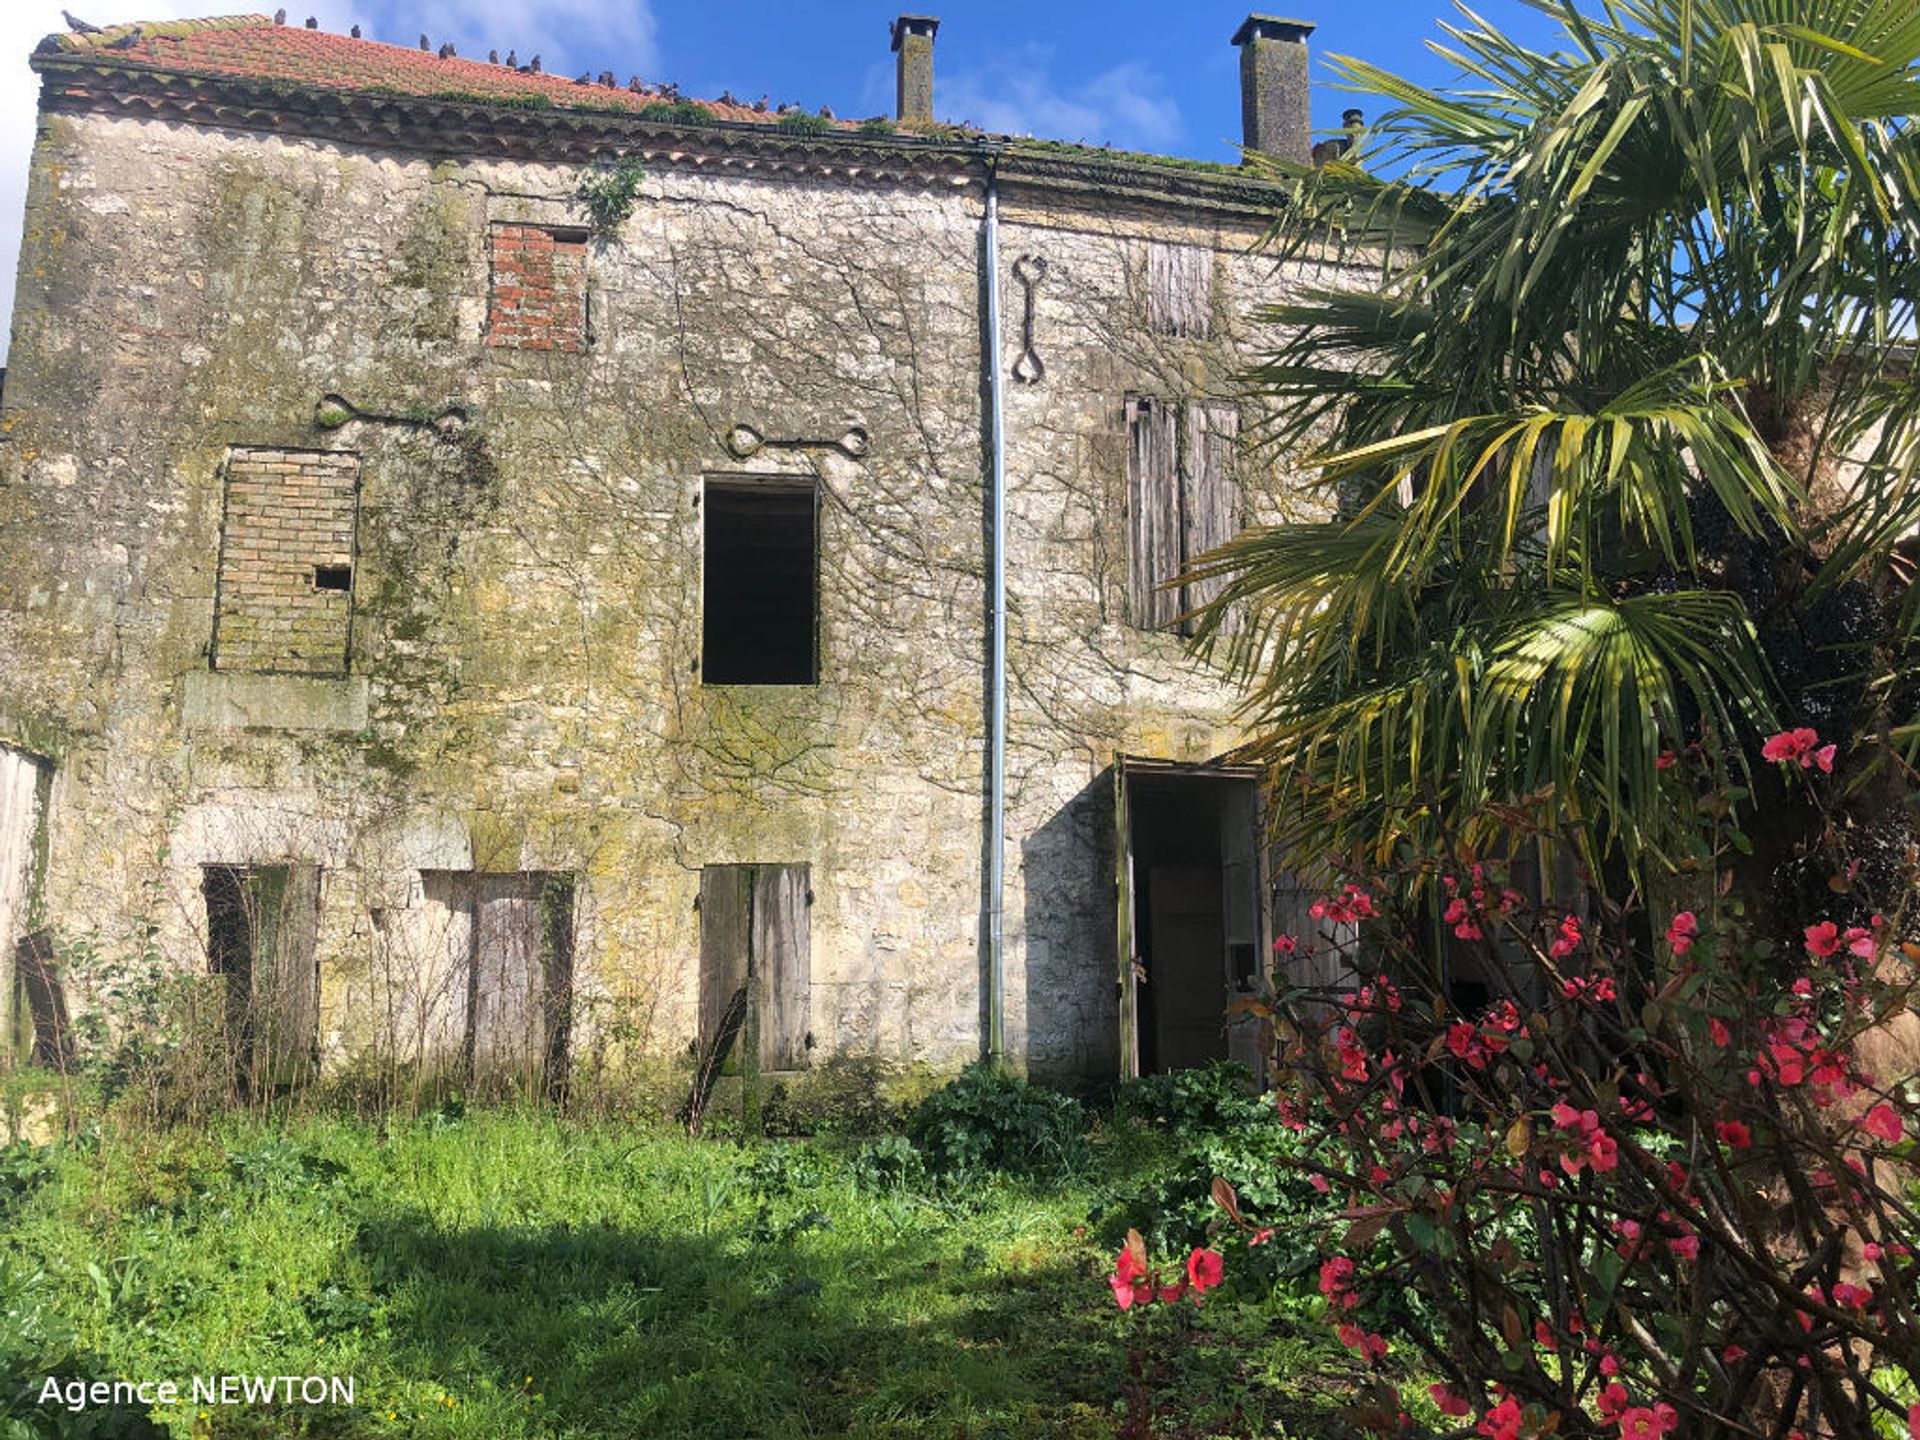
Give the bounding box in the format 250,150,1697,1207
1114,763,1141,1080
468,874,545,1077
0,747,50,1061
699,863,811,1072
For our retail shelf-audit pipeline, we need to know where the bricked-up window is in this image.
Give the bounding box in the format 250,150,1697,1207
213,448,360,676
702,478,819,685
1126,397,1241,632
488,223,589,352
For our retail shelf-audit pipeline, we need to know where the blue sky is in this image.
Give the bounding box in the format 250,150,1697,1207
0,0,1572,364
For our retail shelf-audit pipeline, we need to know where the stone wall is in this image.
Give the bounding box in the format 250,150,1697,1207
0,105,1355,1085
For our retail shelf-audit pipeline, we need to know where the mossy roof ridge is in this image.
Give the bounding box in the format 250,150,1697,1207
31,13,1282,201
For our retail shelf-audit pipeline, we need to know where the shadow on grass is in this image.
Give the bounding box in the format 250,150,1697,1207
348,1209,1115,1440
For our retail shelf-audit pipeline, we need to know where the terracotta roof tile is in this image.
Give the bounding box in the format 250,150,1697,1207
37,13,840,129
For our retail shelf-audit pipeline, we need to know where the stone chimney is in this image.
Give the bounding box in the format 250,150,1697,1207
1231,14,1314,165
891,15,939,124
1310,106,1364,166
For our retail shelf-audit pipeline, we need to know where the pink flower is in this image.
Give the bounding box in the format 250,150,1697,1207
1588,1133,1619,1171
1597,1382,1629,1422
1533,1319,1557,1351
1763,727,1821,765
1863,1103,1905,1145
1318,1256,1356,1308
1272,933,1297,956
1708,1017,1731,1046
1715,1119,1752,1149
1551,1102,1594,1134
1249,1227,1274,1246
1669,1233,1700,1261
1549,914,1582,958
1429,1384,1472,1418
1723,1343,1747,1363
1479,1393,1523,1440
1665,911,1698,954
1110,1248,1153,1311
1186,1247,1224,1294
1308,1173,1330,1194
1618,1404,1679,1440
1310,885,1377,925
1805,922,1840,958
1336,1323,1387,1363
1814,743,1836,772
1906,1401,1919,1440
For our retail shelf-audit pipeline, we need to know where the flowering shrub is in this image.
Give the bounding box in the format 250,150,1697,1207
1166,730,1920,1438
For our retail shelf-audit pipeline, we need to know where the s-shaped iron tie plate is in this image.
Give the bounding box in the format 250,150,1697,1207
1011,254,1047,385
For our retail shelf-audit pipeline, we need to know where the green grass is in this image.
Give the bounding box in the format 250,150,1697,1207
0,1108,1365,1439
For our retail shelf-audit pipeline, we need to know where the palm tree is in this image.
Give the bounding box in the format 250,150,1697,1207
1195,0,1920,883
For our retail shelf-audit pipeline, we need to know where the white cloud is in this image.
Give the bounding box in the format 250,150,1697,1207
0,1,660,366
932,46,1182,151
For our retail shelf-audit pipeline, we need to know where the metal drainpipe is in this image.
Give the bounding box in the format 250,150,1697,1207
983,152,1008,1068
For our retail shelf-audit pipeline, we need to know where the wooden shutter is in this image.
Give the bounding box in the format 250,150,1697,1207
0,749,48,1061
699,863,810,1071
755,864,811,1070
698,866,752,1059
256,863,321,1084
1180,400,1241,633
468,874,545,1075
1147,242,1213,338
14,931,69,1069
540,875,576,1095
1126,396,1181,630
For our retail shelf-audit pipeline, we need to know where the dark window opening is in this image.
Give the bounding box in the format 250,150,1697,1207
202,863,320,1094
702,481,818,685
313,565,352,592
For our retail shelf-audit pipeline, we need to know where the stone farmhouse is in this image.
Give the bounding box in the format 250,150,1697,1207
0,10,1363,1096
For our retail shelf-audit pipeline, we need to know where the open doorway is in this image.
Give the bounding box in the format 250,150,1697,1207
1114,758,1262,1077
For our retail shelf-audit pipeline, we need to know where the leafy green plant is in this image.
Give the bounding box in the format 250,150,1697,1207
1097,1064,1331,1276
743,1142,831,1198
775,111,834,136
574,155,647,239
905,1065,1084,1179
848,1134,923,1193
856,116,896,137
1206,728,1920,1438
636,99,714,126
1196,0,1920,876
